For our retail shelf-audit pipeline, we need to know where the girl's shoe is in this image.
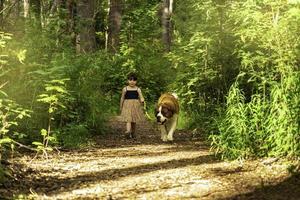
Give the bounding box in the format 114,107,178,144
131,131,136,139
125,131,132,139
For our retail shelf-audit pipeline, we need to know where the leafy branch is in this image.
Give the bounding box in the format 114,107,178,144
35,78,70,158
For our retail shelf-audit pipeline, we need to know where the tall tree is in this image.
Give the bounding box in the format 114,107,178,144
0,0,4,28
76,0,96,53
66,0,75,34
24,0,29,18
107,0,122,53
161,0,173,52
50,0,64,15
10,0,20,21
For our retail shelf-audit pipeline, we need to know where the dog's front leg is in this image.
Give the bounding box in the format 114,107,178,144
167,115,178,141
160,125,168,142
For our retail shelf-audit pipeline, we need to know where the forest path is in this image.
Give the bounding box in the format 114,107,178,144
3,117,300,199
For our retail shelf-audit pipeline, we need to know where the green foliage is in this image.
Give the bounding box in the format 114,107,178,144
210,1,300,159
1,0,173,152
0,32,31,145
119,0,175,102
37,79,71,114
212,73,300,159
170,0,239,131
35,78,71,156
66,47,173,134
266,72,300,157
0,98,31,156
56,124,91,149
0,0,299,163
210,83,254,159
119,44,175,102
0,32,31,185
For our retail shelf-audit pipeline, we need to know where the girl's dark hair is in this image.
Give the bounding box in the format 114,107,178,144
127,72,138,80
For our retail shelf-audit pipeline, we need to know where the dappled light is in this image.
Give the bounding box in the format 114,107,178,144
1,0,300,199
3,129,296,199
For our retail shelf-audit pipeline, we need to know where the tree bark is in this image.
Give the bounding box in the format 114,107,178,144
107,0,122,53
76,0,96,53
161,0,173,52
66,0,75,34
0,0,4,28
24,0,29,18
49,0,65,16
10,0,20,20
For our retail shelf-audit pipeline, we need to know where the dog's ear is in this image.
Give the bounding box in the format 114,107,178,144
164,103,175,114
162,103,175,118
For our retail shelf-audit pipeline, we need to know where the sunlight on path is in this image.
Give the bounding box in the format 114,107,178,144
11,142,291,200
31,143,217,199
5,118,296,200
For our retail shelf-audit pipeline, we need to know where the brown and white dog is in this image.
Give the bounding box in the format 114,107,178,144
155,93,179,142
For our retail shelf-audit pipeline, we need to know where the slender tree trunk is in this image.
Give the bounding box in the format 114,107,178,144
95,4,106,49
217,0,225,47
0,0,4,28
24,0,29,18
76,0,96,53
10,0,19,20
66,0,75,34
50,0,64,15
65,0,76,48
161,0,173,52
107,0,122,53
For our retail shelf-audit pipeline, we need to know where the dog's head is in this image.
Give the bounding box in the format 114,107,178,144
155,103,175,125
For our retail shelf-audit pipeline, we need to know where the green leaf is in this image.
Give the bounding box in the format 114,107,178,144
0,137,12,144
0,90,8,97
32,141,43,146
17,49,27,64
40,129,47,136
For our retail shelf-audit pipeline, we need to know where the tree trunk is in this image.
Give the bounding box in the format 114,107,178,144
161,0,173,52
24,0,29,18
0,0,4,28
107,0,122,53
76,0,96,53
10,0,20,20
217,0,225,47
95,5,106,49
50,0,62,14
66,0,75,34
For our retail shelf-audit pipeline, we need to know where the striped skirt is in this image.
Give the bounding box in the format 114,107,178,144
120,99,145,123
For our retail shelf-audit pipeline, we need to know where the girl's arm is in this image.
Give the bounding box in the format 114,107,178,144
137,88,145,103
120,87,126,111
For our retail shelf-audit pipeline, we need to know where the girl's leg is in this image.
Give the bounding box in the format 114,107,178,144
125,122,132,138
131,122,136,138
126,122,131,133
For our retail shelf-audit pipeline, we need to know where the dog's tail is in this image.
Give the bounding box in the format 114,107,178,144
171,93,178,99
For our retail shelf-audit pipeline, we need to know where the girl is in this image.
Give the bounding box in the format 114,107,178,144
120,73,145,139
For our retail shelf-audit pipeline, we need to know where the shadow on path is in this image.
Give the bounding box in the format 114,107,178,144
217,173,300,200
24,154,217,196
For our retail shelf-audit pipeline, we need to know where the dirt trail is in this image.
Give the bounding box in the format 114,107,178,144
2,117,300,199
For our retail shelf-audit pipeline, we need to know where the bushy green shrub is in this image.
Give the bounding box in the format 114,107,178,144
56,124,91,149
210,1,300,159
0,32,31,183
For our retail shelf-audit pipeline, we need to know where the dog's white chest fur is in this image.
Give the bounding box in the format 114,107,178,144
159,112,178,142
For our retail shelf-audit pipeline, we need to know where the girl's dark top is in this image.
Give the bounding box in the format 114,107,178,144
124,87,139,99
